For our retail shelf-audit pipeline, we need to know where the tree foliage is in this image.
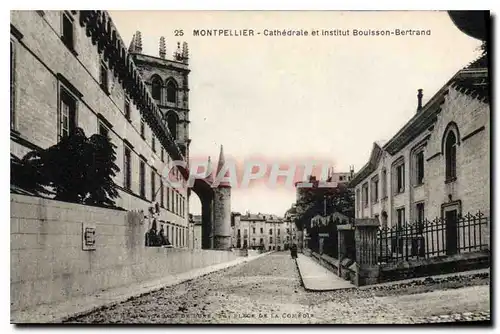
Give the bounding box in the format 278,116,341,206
11,128,120,208
11,152,51,196
84,133,120,206
295,181,354,232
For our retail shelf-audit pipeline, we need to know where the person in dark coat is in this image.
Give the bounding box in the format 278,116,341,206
158,225,168,246
290,243,298,258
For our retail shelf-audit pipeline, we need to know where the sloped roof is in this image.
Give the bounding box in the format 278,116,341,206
349,141,385,187
382,54,489,155
451,54,489,103
374,140,387,148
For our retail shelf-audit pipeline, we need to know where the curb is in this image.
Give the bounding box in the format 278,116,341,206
297,254,489,292
294,257,309,291
12,252,271,324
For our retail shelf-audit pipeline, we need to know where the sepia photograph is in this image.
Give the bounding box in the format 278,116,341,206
9,8,491,325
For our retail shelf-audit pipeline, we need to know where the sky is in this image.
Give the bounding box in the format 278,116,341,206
108,10,482,216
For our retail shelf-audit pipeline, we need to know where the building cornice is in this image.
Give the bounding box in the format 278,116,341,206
78,11,187,171
131,53,191,74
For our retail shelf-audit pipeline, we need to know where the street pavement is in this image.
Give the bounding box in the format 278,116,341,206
65,252,491,324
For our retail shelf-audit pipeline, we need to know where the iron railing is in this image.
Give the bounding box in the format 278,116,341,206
377,211,489,264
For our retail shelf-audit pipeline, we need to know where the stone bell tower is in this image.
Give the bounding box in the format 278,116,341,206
128,31,191,159
212,145,232,250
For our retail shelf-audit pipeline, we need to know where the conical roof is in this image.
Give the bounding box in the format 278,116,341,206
215,145,231,188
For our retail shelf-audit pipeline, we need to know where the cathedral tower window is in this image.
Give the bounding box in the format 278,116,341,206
151,75,162,101
166,112,178,140
166,79,177,103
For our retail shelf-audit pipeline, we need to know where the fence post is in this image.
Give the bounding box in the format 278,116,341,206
354,218,380,286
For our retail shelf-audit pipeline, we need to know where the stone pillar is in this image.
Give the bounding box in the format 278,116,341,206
354,218,380,286
213,187,232,250
337,223,354,277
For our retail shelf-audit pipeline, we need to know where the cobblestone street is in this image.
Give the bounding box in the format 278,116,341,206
66,253,490,324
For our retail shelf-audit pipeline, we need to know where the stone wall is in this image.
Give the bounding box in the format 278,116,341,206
10,11,190,236
425,87,490,245
11,194,238,312
379,251,490,283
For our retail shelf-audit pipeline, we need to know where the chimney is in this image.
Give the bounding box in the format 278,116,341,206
417,89,423,111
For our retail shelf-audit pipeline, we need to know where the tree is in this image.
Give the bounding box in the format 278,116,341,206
43,128,90,203
11,152,51,196
11,128,120,208
295,179,354,233
84,133,120,207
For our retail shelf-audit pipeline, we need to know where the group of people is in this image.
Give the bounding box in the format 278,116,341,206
145,220,171,247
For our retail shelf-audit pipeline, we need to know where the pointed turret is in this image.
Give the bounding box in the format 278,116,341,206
216,145,225,175
215,145,231,188
129,31,143,54
174,41,182,61
182,41,189,63
212,144,232,249
206,156,214,183
159,36,166,59
128,33,135,53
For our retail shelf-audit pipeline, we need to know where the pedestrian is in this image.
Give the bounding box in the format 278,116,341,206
290,243,298,259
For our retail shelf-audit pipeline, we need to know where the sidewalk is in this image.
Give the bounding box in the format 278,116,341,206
11,252,270,324
295,254,355,291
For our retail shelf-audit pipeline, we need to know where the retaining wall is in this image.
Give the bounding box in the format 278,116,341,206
11,194,239,312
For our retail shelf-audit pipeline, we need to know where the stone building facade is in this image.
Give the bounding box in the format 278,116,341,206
350,55,490,251
295,168,355,203
10,11,191,248
231,213,296,251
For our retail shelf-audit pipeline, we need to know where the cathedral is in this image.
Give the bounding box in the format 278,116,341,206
10,10,231,250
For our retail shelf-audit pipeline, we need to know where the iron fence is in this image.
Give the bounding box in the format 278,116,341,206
307,218,353,259
377,211,489,264
308,225,320,253
323,224,339,259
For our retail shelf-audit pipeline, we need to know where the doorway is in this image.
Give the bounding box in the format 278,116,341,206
445,209,458,255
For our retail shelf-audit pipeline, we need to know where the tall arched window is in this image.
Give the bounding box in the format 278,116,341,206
151,76,162,101
166,80,177,103
445,130,457,181
166,112,178,140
